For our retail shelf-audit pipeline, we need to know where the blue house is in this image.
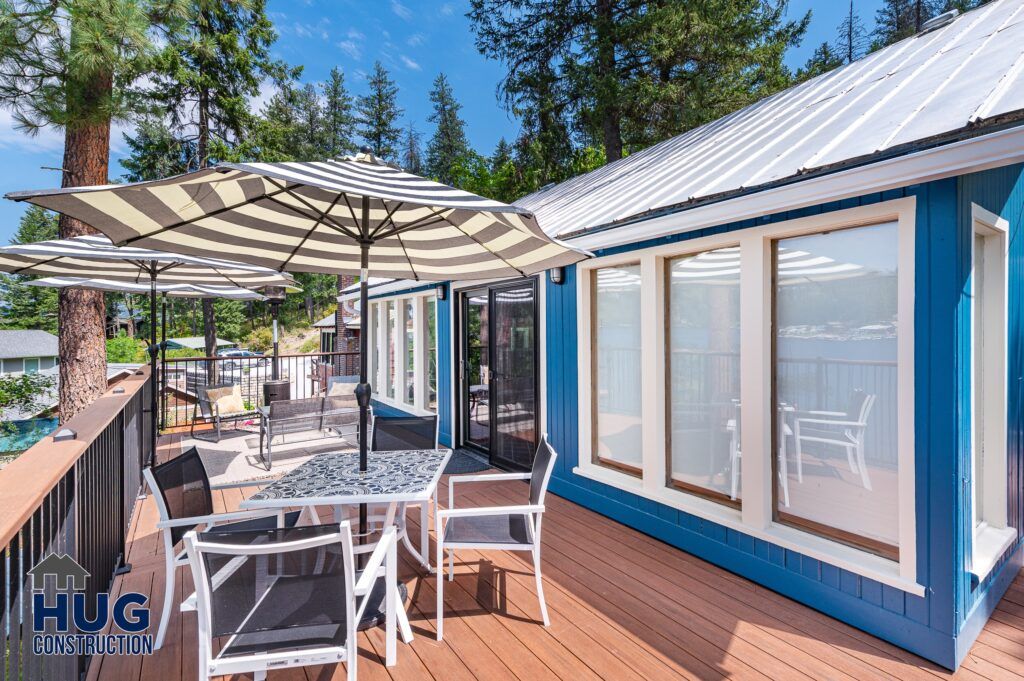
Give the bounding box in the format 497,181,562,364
345,2,1024,669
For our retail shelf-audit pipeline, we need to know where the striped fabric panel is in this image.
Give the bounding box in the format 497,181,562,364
7,160,588,280
27,277,267,299
0,235,298,287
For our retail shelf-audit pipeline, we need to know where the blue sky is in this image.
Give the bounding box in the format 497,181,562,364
0,0,882,243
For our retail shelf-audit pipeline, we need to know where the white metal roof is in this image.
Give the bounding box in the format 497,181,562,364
517,0,1024,240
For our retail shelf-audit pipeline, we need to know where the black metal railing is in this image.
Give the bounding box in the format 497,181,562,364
159,351,359,430
1,368,152,680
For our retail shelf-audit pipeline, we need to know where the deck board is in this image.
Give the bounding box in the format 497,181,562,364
90,440,1024,680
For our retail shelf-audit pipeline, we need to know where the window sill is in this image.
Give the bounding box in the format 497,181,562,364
971,524,1017,584
371,394,436,417
572,463,926,597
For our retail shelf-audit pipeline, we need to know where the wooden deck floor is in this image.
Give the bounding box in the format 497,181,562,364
88,442,1024,680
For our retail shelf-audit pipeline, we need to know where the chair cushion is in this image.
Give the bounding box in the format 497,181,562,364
443,513,531,545
327,381,356,397
214,385,246,416
207,510,302,535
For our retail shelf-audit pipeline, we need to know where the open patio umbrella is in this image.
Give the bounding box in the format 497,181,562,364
0,234,297,461
28,276,269,434
6,148,589,546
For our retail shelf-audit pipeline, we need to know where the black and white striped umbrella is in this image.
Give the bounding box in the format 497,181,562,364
6,152,587,279
28,276,268,300
0,234,298,288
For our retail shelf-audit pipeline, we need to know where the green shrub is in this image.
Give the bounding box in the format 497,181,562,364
299,336,320,353
106,332,145,363
247,327,273,352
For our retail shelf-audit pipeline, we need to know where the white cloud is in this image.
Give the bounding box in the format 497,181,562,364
347,28,365,41
440,3,454,16
391,1,412,21
284,18,331,41
338,40,362,60
400,55,421,71
407,33,425,47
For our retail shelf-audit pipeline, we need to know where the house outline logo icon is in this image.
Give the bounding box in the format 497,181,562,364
27,553,89,591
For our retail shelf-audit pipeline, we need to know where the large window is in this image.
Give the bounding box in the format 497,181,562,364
970,208,1014,579
592,264,643,474
773,223,900,560
368,291,438,415
666,247,741,503
577,199,920,593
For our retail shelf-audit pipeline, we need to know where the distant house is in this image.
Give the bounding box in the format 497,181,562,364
0,330,58,374
164,336,236,352
314,312,360,354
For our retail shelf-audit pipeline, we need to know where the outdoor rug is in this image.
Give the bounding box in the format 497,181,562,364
444,448,491,474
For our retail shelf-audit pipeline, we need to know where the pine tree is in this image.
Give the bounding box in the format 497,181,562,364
151,0,288,359
322,67,356,158
0,0,184,420
872,0,943,50
294,82,325,159
0,207,60,333
797,42,845,82
401,123,424,174
425,74,470,185
836,0,868,64
122,115,197,181
356,62,403,161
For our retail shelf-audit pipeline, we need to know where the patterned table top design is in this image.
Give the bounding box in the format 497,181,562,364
241,448,452,507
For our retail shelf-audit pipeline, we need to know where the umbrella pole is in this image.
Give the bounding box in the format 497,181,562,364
149,265,158,467
160,293,167,432
356,241,371,546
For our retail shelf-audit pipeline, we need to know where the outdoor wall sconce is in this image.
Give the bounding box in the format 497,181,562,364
549,267,565,285
436,283,447,301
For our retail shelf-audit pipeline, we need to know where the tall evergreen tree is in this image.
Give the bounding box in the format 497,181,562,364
425,73,470,185
871,0,942,50
401,123,424,174
356,61,403,160
837,0,868,64
0,207,60,333
322,67,356,158
151,0,287,359
122,115,196,181
797,42,845,82
0,0,185,420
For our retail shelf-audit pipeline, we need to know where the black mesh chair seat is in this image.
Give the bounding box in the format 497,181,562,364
150,447,216,546
443,513,531,545
268,397,326,435
371,415,437,451
205,510,302,537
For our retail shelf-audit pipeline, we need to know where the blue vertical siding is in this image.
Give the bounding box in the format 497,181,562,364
437,292,453,447
952,164,1024,663
542,183,960,668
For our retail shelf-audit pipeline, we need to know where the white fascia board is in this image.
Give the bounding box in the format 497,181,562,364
570,126,1024,251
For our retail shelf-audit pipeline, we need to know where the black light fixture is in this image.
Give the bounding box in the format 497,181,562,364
264,285,287,380
435,283,447,301
549,266,565,285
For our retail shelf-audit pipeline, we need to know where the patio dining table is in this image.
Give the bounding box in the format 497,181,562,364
239,447,453,631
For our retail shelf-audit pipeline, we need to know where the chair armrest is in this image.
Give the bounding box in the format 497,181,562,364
795,417,866,427
209,480,270,491
156,508,283,529
354,526,397,596
449,472,531,509
437,504,544,520
804,410,847,417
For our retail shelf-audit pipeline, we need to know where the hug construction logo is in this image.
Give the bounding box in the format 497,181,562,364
28,553,153,657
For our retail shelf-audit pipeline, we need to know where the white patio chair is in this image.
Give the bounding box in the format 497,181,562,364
792,390,877,490
435,434,558,640
727,401,794,506
143,447,302,650
183,521,400,681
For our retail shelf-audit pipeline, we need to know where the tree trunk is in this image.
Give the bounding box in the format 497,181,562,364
336,275,357,375
57,117,111,422
596,0,622,162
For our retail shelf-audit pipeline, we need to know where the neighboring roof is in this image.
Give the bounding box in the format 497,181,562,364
164,337,235,350
338,277,397,295
517,0,1024,240
1,363,140,421
0,330,58,360
314,313,359,330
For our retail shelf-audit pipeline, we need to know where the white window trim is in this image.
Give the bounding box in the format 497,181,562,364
969,204,1016,582
367,289,437,417
576,197,923,596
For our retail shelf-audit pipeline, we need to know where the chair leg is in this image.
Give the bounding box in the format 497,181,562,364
793,422,804,483
532,545,550,627
155,540,176,650
421,501,430,571
844,443,858,474
856,439,872,491
436,535,444,641
385,542,397,666
449,548,454,581
346,618,358,681
254,672,267,681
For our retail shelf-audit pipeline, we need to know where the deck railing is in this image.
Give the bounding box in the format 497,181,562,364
159,350,360,429
0,367,152,681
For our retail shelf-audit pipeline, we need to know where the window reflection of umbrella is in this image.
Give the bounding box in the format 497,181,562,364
6,148,589,554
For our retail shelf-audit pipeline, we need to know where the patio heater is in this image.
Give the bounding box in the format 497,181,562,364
265,285,287,380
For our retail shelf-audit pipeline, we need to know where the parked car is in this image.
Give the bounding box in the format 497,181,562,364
217,348,270,368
